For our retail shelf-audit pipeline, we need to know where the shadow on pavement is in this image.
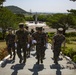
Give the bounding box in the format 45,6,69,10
31,52,36,57
1,59,15,68
50,64,65,75
11,63,25,75
51,57,63,61
29,63,44,75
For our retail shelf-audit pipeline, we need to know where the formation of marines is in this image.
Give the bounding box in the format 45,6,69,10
5,23,65,65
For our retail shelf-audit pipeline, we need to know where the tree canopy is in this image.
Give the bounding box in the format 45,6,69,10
0,7,26,29
0,0,5,5
70,0,76,2
0,7,18,29
0,7,25,39
46,13,76,35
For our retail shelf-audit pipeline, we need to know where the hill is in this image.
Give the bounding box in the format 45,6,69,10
5,6,29,14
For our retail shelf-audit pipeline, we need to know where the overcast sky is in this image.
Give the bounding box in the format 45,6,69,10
4,0,76,13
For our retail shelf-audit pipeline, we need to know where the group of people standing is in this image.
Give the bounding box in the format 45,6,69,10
6,23,65,65
6,23,48,64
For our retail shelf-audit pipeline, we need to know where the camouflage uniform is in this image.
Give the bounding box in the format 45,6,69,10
35,27,46,64
53,33,65,64
6,32,15,60
16,29,29,63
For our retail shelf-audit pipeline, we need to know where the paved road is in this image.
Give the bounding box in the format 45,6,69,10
0,44,76,75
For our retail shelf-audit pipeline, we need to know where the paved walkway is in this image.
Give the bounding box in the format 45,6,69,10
0,44,76,75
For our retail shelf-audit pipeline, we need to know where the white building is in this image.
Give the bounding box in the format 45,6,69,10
25,21,46,27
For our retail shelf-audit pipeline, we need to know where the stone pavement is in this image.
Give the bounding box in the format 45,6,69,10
0,44,76,75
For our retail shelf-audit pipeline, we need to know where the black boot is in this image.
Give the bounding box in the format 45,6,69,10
54,61,58,65
19,59,22,63
36,59,39,64
13,57,15,60
10,55,12,58
23,60,26,64
41,60,43,64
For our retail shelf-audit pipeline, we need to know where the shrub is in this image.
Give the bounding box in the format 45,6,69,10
0,32,3,39
62,47,70,56
48,39,52,43
0,32,8,40
66,32,76,37
66,38,76,45
62,47,76,63
72,55,76,63
62,47,75,58
48,32,55,38
66,38,71,44
0,48,8,61
67,37,76,41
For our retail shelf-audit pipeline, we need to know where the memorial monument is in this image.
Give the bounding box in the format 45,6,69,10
35,12,38,24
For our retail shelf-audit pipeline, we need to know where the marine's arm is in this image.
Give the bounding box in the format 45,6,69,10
62,38,66,51
51,39,55,50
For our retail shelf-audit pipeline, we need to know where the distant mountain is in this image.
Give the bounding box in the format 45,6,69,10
5,6,29,14
5,6,68,15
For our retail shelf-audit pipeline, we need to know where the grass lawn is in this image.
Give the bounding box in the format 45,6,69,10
0,41,6,48
66,42,76,51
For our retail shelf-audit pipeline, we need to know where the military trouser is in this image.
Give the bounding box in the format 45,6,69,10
26,47,30,57
17,43,27,62
26,42,31,57
7,43,15,59
53,48,61,63
36,45,45,64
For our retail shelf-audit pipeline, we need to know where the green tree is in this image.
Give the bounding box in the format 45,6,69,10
46,14,65,29
0,0,5,5
68,9,76,15
25,16,34,21
46,14,74,35
16,14,25,23
0,7,18,39
37,14,47,22
67,9,76,30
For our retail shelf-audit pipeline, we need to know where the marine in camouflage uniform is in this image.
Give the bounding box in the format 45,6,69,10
51,28,66,64
15,23,30,63
35,27,46,64
6,28,15,60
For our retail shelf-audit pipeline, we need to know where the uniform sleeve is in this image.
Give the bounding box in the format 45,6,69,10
13,34,15,40
5,35,9,45
63,35,66,41
15,31,18,42
27,31,31,43
5,35,9,42
32,32,36,40
16,31,18,35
